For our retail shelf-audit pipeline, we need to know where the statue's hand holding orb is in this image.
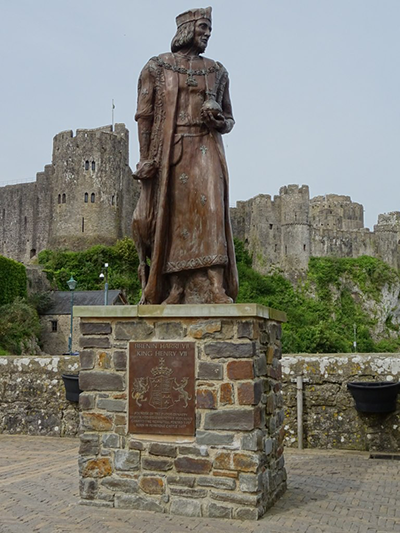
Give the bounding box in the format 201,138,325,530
201,99,226,131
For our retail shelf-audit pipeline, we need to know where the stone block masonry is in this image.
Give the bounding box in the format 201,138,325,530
75,304,287,520
282,353,400,452
0,355,80,436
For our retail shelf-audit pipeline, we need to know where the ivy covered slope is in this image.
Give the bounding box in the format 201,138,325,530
38,237,141,304
235,240,400,354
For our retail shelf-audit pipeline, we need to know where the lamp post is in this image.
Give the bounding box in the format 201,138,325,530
353,323,357,352
67,276,77,354
99,263,109,305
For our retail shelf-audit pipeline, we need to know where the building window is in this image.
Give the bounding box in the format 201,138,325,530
82,217,85,232
303,244,306,251
30,249,36,259
85,160,89,170
24,216,27,231
285,245,288,254
51,320,58,332
275,244,277,252
84,192,88,203
62,193,66,204
58,194,61,204
92,161,96,171
269,224,273,230
91,193,95,203
112,195,115,206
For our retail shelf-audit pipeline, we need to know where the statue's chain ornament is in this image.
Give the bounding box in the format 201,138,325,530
155,56,220,77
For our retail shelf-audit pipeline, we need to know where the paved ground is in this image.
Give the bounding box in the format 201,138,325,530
0,435,399,533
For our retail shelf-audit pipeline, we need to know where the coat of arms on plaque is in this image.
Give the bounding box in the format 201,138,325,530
131,358,191,410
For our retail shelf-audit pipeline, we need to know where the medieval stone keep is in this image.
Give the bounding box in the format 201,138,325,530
1,127,399,277
0,124,139,263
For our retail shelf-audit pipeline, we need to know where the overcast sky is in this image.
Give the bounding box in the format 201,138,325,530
1,0,399,229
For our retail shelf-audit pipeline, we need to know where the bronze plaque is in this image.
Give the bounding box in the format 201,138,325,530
129,341,195,436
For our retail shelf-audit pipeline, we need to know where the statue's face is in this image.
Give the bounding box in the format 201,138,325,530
193,18,212,53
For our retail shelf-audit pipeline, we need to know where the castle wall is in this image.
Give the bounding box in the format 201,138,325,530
231,195,281,275
34,165,53,257
310,228,375,259
0,182,37,262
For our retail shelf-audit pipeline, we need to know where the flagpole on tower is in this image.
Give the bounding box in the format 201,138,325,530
112,99,115,131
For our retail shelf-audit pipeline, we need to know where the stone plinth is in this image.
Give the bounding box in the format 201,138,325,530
75,304,286,520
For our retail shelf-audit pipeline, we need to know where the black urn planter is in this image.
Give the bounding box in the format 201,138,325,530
62,374,82,402
347,381,400,414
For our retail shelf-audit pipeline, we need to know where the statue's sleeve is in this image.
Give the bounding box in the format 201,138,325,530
216,64,235,135
135,59,157,161
221,76,235,134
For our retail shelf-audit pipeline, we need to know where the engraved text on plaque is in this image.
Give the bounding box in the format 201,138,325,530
129,341,195,436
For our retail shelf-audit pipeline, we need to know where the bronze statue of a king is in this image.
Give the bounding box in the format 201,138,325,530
132,7,238,305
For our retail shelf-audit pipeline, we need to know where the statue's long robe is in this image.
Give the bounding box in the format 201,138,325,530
134,52,238,304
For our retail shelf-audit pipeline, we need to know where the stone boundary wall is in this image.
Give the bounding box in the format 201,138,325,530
2,351,397,454
282,353,400,452
0,355,80,437
75,304,287,520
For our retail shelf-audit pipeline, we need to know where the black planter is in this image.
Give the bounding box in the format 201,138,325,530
347,381,400,413
62,374,82,402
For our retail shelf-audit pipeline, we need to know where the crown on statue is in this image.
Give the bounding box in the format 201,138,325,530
151,358,173,377
176,7,212,28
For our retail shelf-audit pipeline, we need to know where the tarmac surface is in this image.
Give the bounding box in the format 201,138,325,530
0,435,399,533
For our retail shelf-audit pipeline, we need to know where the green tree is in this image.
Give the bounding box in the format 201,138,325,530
0,298,41,355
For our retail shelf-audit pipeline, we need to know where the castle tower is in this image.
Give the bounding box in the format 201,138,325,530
279,184,311,272
373,213,400,270
49,124,137,250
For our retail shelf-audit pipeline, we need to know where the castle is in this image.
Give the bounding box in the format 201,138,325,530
0,124,139,263
1,126,400,277
230,185,400,276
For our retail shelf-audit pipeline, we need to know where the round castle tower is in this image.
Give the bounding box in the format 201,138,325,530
279,184,311,272
49,124,133,250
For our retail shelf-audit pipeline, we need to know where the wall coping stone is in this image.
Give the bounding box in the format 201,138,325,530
73,304,286,322
283,353,400,361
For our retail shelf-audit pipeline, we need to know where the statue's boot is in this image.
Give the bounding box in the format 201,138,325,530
208,267,233,304
162,275,184,304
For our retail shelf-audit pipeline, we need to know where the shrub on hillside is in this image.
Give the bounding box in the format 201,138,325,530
0,255,27,305
235,240,400,353
0,298,41,355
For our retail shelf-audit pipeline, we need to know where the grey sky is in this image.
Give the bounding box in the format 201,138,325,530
1,0,399,229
